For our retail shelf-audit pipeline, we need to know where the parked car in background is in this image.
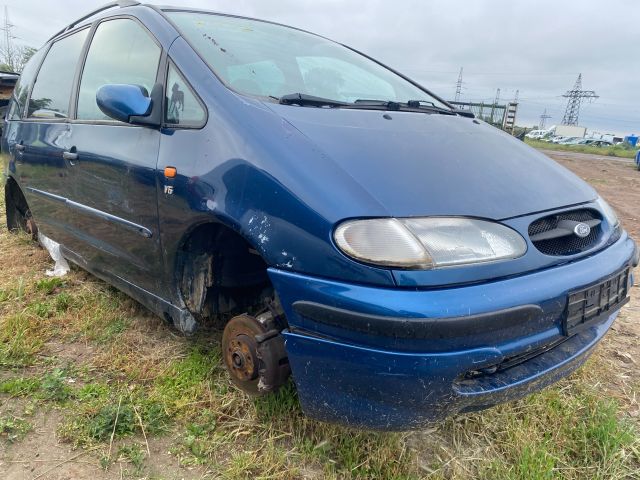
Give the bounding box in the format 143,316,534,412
572,139,613,148
525,129,549,140
3,1,637,430
557,137,581,145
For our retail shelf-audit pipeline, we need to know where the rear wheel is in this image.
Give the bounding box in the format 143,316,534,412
221,312,290,395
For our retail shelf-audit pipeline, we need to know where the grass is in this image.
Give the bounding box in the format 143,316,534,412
0,184,639,479
525,139,638,159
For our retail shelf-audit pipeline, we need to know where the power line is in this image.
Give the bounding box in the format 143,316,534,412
539,109,552,129
561,74,598,125
454,67,463,102
0,6,16,69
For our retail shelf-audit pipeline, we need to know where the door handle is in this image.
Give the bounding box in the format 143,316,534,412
63,151,78,161
14,143,25,152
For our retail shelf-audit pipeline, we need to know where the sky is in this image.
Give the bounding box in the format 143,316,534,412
3,0,639,136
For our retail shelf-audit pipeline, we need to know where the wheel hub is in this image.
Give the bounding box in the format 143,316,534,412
226,334,259,382
221,312,291,396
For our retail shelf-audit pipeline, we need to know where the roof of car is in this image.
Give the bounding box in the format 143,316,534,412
48,1,303,44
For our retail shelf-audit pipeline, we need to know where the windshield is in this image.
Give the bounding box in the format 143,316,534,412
166,11,450,109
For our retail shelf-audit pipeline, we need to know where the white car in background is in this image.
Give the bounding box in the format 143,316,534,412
525,129,551,140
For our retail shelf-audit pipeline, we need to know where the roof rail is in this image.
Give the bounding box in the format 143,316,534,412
47,0,141,43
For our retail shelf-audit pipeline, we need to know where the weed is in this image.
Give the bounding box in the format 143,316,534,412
0,415,32,443
35,277,64,294
118,443,147,474
0,313,44,367
76,383,111,402
0,376,42,396
29,300,52,318
153,346,220,417
15,277,25,301
87,402,136,441
97,316,130,343
59,384,170,447
41,368,72,402
54,292,73,312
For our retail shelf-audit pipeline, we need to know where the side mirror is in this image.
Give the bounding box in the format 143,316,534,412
96,84,154,124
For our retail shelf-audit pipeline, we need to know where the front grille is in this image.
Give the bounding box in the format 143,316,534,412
528,209,602,256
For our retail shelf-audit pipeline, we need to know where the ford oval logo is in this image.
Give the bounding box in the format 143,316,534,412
574,223,591,238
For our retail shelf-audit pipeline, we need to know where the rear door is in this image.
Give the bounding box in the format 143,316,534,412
14,29,89,246
65,18,164,293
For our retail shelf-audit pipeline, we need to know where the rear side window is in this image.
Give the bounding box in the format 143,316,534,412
77,19,161,121
9,47,46,120
165,63,206,127
28,29,89,119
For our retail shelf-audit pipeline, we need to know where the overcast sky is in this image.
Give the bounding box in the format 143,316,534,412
3,0,639,135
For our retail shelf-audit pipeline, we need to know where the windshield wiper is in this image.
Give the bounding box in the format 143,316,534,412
278,93,350,108
406,100,456,115
353,99,402,110
353,99,457,115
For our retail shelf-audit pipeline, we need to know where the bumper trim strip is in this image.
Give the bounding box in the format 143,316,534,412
292,301,543,339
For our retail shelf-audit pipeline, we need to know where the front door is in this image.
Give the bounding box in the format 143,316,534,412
64,18,164,293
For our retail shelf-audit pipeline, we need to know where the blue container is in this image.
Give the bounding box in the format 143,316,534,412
625,135,638,147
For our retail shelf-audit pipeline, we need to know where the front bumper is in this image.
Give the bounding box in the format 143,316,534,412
269,235,637,431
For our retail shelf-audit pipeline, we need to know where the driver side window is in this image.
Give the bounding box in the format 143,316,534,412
77,18,161,121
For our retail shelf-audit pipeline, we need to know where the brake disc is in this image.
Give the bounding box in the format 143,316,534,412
221,312,290,395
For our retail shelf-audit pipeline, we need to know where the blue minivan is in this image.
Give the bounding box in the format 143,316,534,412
3,1,637,430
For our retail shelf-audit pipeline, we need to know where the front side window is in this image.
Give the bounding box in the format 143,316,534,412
28,29,89,119
77,19,161,121
10,47,46,120
166,11,449,109
165,63,206,127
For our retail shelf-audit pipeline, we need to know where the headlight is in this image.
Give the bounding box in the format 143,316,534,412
334,217,527,269
595,197,619,227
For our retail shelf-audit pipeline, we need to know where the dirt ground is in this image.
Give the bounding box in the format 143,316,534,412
1,149,639,479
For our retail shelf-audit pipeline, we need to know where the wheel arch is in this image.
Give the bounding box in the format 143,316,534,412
173,217,278,327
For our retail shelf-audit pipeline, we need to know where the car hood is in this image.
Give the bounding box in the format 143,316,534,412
267,105,597,220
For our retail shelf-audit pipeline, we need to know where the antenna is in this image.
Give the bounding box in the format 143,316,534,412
561,74,598,126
